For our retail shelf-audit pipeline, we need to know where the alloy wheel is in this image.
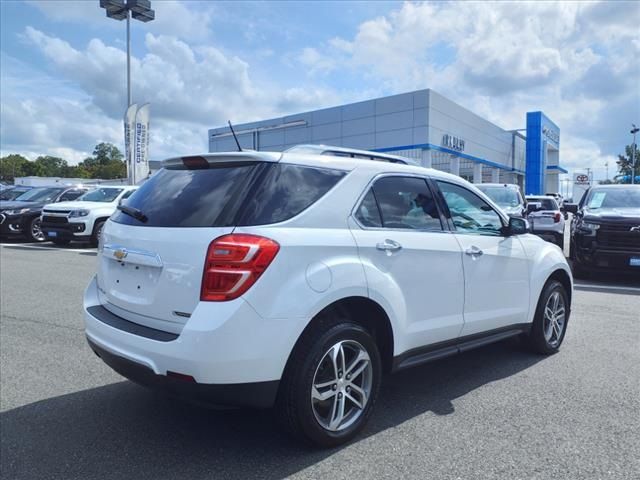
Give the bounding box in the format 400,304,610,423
31,218,45,242
311,340,373,432
543,291,566,348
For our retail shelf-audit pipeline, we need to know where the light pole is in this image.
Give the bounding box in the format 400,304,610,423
631,124,639,185
99,1,154,184
99,0,155,107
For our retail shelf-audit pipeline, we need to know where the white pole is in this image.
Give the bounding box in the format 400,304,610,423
126,10,133,185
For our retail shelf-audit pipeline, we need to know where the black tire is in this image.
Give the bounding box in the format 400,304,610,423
525,279,569,354
92,220,106,246
52,238,71,246
277,317,382,448
26,216,45,242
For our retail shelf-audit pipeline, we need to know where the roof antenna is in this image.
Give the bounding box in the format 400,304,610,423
228,120,243,152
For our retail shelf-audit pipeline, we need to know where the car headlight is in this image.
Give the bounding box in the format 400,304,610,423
577,220,600,233
4,208,31,215
69,209,90,218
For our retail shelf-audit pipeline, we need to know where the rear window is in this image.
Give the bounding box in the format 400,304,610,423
528,198,558,210
111,162,345,227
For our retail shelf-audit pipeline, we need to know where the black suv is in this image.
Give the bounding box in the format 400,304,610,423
564,185,640,277
0,186,89,242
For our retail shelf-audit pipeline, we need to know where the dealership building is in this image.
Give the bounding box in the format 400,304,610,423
208,89,566,195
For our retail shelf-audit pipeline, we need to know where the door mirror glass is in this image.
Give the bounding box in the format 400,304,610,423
507,216,529,235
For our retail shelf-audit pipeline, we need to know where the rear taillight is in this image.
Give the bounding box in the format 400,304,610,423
201,234,280,301
554,212,561,223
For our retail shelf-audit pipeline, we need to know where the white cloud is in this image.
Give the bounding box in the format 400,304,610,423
26,0,214,41
298,0,640,177
5,26,340,162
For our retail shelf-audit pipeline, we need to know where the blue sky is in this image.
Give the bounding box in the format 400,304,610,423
1,0,639,182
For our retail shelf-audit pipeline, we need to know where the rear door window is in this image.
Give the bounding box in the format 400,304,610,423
358,176,443,231
355,190,383,227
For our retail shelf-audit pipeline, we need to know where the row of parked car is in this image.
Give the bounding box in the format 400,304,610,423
2,176,639,280
475,182,640,278
0,184,137,245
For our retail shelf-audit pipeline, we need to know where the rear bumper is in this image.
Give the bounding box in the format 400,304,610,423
84,276,306,403
87,337,279,408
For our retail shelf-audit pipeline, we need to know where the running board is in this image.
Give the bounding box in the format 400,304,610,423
392,325,530,372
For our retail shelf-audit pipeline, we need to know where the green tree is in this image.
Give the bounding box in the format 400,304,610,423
615,144,640,183
0,154,31,181
33,155,68,177
78,143,126,179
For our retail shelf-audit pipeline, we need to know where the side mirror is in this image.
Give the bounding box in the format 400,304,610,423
563,203,578,214
526,202,541,214
504,216,529,236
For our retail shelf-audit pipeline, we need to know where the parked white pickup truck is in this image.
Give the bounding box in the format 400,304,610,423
41,186,138,245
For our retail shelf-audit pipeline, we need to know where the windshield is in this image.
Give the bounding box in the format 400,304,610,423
585,188,640,209
77,188,124,203
477,186,521,207
0,188,29,201
14,187,63,203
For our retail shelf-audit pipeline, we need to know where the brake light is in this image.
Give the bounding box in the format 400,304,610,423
182,156,209,169
554,212,561,223
201,234,280,301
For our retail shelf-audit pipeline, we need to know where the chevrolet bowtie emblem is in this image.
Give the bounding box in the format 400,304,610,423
114,248,128,260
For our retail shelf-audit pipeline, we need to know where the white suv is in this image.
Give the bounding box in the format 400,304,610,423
525,195,566,249
42,186,138,245
84,148,572,447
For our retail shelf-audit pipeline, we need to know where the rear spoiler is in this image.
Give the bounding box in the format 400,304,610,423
162,151,282,169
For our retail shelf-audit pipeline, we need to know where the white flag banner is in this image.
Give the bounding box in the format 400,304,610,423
124,103,138,185
133,103,150,184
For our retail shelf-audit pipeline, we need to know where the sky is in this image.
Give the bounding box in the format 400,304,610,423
1,0,639,183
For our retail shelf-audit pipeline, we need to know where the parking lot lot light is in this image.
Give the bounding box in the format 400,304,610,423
98,0,155,108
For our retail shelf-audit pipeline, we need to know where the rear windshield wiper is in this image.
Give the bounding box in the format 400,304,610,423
117,204,148,223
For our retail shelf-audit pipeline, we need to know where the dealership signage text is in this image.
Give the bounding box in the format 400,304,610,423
442,134,465,152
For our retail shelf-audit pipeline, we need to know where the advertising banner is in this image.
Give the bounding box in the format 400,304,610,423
123,103,138,185
133,103,150,184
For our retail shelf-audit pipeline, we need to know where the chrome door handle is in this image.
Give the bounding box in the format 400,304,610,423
376,239,402,253
465,246,483,257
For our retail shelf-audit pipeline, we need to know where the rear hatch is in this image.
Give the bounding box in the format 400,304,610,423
96,152,348,333
97,153,279,332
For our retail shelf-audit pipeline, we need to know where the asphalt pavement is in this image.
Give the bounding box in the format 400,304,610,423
1,244,639,480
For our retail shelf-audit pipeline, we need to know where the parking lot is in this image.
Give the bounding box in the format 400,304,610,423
1,242,639,480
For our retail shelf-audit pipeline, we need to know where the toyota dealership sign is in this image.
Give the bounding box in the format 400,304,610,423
573,172,591,203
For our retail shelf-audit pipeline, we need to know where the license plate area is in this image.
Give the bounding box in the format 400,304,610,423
630,257,640,267
105,259,162,305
